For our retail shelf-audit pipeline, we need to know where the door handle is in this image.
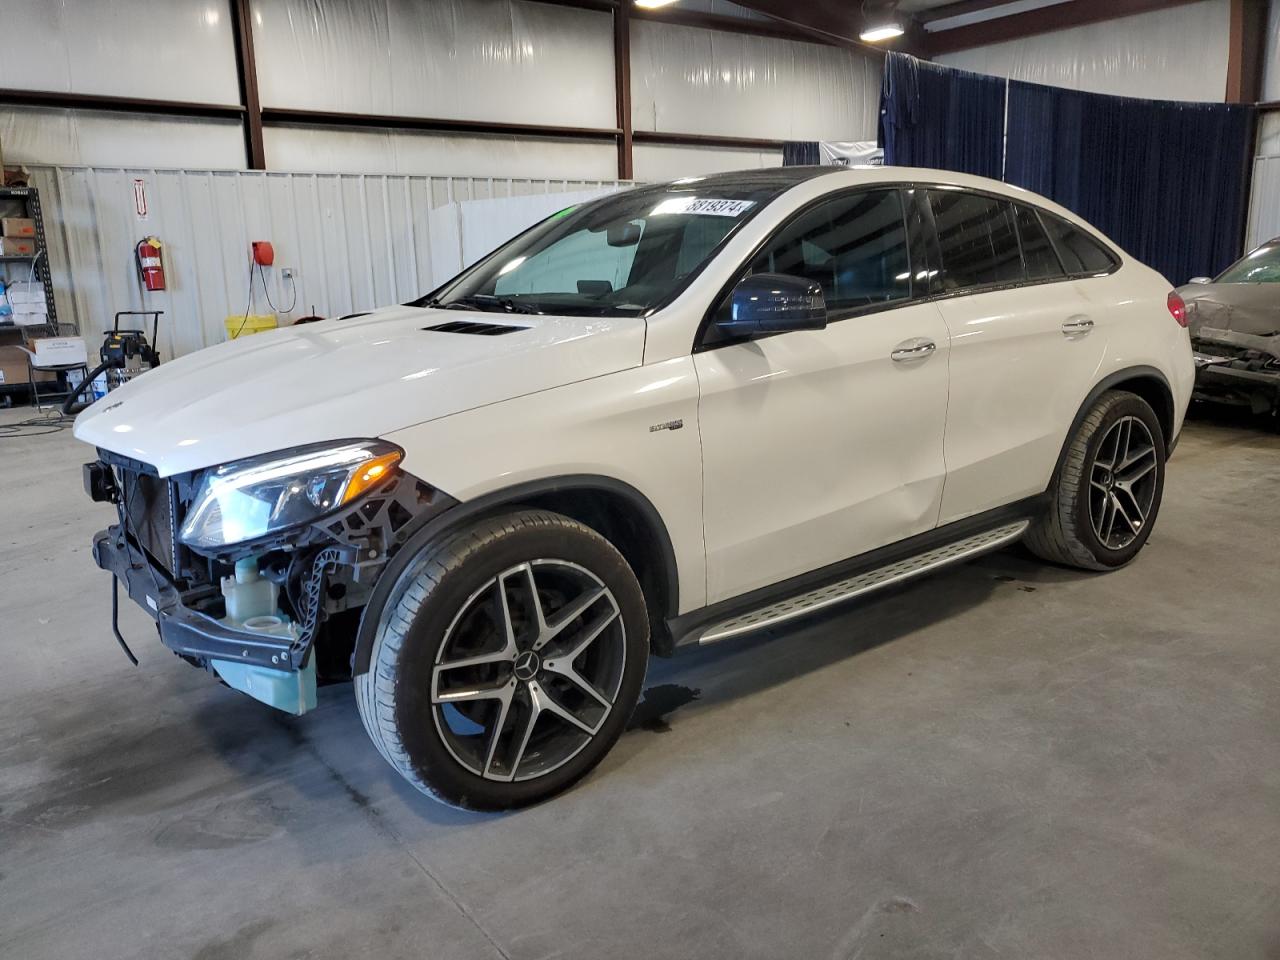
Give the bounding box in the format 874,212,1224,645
891,338,937,362
1062,316,1094,335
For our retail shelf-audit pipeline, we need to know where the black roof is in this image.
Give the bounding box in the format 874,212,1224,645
576,167,844,217
659,165,839,189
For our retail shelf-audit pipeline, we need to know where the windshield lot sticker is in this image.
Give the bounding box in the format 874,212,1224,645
652,197,756,217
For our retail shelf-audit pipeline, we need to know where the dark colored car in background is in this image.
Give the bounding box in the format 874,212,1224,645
1180,239,1280,428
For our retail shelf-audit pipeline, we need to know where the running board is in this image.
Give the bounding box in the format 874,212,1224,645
697,520,1030,645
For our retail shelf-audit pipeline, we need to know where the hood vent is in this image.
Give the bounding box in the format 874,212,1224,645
423,320,528,336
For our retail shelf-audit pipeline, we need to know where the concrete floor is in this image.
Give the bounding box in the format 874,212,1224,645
0,403,1277,960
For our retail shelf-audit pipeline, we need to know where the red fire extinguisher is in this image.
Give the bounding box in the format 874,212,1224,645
135,237,166,291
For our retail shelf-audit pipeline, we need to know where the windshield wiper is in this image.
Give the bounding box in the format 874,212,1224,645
434,294,543,315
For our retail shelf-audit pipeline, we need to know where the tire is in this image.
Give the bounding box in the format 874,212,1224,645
1025,390,1167,571
355,509,649,810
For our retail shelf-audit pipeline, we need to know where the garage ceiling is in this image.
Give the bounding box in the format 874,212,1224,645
726,0,1209,56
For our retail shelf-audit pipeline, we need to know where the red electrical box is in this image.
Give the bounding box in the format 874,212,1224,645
251,241,275,267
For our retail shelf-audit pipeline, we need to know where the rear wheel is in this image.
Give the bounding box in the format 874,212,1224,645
355,509,648,810
1025,390,1166,570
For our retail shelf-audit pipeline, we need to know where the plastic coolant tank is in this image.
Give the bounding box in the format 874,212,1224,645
221,558,298,640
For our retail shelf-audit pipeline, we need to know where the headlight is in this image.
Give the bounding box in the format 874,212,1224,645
179,440,403,550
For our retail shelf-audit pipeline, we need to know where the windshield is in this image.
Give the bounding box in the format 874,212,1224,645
1216,241,1280,283
418,184,779,317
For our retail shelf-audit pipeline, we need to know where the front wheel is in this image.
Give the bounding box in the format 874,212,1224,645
1025,389,1167,570
355,509,649,810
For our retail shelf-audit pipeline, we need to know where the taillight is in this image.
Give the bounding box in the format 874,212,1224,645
1167,291,1188,327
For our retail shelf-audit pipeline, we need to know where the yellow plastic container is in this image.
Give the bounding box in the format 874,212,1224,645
224,314,278,340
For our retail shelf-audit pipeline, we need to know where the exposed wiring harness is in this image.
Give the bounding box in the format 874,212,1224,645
231,258,297,339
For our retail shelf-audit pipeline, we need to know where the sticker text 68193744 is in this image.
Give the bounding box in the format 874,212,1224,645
682,198,756,217
651,197,757,218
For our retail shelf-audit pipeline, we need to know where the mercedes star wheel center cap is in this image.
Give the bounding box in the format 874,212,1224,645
513,650,541,682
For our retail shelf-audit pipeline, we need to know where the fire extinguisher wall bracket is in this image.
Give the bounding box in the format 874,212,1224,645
136,237,166,292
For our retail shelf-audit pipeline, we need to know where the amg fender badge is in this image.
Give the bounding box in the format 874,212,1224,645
649,419,684,433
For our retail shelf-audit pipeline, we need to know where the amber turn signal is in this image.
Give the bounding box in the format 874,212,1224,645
342,450,403,504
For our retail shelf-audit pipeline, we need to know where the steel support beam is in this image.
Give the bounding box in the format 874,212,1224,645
1226,0,1268,102
633,130,786,150
0,88,244,120
614,5,634,180
229,0,266,169
261,107,621,141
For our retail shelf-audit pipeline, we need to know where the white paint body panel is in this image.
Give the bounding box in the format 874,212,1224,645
384,358,708,611
73,306,645,477
695,301,950,602
935,279,1108,523
76,167,1194,620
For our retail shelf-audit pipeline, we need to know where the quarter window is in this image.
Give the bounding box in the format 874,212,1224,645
1015,205,1065,281
742,189,912,315
1040,212,1118,275
928,191,1023,290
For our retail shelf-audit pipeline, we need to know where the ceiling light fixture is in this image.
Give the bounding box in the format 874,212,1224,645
859,22,904,41
859,0,904,42
634,0,679,8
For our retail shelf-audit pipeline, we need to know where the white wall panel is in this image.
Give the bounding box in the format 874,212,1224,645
632,143,782,182
0,0,239,103
1247,159,1280,249
252,0,616,128
1264,0,1280,101
936,0,1230,103
630,20,881,140
1247,114,1280,249
27,165,629,360
262,126,618,180
0,108,246,169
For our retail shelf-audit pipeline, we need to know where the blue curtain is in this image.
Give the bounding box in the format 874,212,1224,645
782,141,821,166
1004,81,1254,285
879,52,1005,179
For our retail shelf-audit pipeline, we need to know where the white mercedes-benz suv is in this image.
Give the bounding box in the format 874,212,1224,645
75,166,1194,809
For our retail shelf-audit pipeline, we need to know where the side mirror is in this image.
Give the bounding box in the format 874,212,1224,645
716,273,827,337
1188,276,1213,284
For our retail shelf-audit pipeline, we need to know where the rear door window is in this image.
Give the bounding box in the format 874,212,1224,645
928,191,1024,291
1016,205,1065,281
1040,212,1118,275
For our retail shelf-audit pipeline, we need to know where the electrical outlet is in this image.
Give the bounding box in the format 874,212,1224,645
281,267,295,281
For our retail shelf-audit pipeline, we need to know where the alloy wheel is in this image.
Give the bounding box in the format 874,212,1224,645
431,559,626,783
1088,415,1159,550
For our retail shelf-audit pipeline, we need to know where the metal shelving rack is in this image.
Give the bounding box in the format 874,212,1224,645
0,186,59,325
0,186,69,405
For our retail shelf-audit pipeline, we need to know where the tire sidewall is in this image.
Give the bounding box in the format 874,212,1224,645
379,515,649,809
1070,395,1167,567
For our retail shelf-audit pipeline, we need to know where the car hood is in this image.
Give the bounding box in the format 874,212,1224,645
1180,282,1280,340
74,305,645,476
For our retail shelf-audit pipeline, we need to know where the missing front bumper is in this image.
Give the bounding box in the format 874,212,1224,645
93,527,317,713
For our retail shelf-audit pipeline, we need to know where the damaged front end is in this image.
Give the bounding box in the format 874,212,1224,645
1186,293,1280,418
84,446,453,714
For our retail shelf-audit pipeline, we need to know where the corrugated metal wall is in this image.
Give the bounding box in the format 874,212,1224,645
27,165,626,360
1247,113,1280,250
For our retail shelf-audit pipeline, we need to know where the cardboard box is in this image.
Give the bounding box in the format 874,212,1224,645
1,217,34,237
0,236,35,256
0,344,55,385
22,336,87,367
